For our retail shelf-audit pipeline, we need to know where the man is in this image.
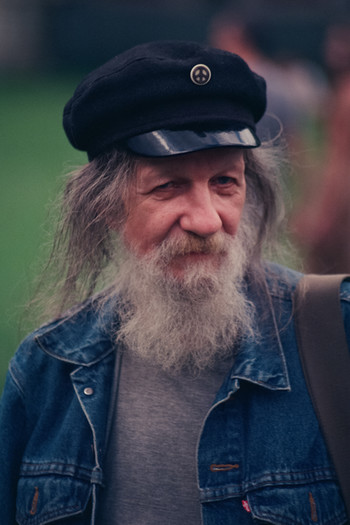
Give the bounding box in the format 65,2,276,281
0,41,349,524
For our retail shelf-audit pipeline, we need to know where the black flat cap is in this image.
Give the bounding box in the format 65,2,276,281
63,40,267,159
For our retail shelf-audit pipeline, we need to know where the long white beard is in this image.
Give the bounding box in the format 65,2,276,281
113,223,256,374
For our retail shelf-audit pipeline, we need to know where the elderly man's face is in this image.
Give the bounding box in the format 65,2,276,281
122,147,246,277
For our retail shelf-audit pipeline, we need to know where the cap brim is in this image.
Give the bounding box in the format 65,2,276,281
125,128,260,157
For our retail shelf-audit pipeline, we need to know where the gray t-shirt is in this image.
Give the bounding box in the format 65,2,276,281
97,348,232,524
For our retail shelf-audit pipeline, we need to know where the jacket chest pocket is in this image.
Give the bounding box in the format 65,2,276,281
16,476,92,525
246,481,348,525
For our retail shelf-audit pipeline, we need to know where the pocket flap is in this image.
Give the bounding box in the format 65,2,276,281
247,481,347,525
16,476,91,525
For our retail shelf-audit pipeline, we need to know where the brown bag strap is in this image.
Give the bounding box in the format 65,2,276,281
293,274,350,517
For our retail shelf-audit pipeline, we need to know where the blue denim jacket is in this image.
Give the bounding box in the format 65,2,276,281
1,263,349,525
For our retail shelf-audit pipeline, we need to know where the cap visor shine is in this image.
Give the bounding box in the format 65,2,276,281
125,128,260,157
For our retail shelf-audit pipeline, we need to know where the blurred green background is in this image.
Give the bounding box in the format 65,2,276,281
0,74,86,390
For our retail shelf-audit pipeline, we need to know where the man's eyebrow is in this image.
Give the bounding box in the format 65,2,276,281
136,169,174,191
140,166,181,182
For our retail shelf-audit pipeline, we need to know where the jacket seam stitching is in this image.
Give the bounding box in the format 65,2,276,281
8,361,26,398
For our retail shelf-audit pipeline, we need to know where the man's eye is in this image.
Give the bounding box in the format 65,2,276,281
153,181,175,191
214,176,235,186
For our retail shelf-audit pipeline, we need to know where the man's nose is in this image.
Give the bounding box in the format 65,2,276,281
179,187,222,237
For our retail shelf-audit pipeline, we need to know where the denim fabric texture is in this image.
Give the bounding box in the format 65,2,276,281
0,262,349,525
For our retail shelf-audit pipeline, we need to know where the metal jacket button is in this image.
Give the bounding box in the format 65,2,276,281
83,387,94,396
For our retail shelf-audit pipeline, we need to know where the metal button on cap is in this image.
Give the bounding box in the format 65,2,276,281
190,64,211,86
84,387,94,396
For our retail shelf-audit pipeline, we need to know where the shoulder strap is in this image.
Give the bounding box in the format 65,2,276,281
293,273,350,516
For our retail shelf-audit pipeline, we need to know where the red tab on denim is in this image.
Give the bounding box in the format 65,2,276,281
242,499,251,513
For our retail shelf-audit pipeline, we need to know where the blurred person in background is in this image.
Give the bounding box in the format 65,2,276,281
208,9,327,149
0,40,349,524
292,22,350,273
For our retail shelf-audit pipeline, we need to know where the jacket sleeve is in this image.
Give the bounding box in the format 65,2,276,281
0,366,27,524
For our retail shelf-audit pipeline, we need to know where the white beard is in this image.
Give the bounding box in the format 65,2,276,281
112,222,256,374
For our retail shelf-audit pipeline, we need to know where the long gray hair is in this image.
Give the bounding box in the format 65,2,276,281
35,145,286,319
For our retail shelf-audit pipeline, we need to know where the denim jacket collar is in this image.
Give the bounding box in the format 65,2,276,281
232,277,290,386
35,267,292,397
35,297,117,366
211,285,290,412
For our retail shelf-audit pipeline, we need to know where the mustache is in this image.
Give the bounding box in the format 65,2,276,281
154,233,228,262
